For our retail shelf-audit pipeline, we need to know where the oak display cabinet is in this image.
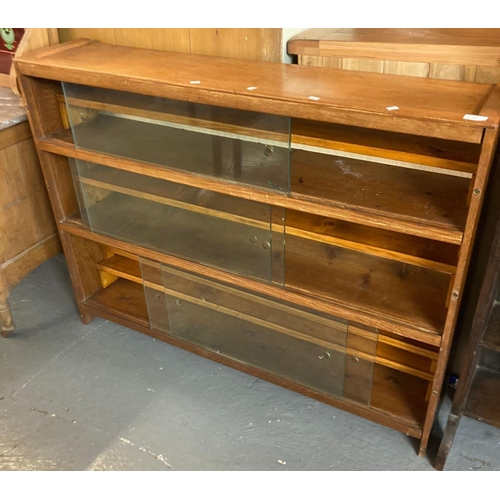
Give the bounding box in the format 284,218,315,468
15,40,500,457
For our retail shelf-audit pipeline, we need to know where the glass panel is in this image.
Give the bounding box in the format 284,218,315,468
139,258,169,333
69,158,90,226
62,83,291,193
71,160,284,283
161,265,348,398
343,323,378,406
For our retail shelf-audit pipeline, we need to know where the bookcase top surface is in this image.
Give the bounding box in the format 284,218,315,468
15,39,500,131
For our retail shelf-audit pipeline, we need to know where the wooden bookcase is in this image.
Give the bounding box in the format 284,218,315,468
15,39,500,457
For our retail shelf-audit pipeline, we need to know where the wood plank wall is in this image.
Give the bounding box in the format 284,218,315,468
58,29,283,62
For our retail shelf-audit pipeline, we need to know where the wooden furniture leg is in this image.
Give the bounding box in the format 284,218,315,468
0,269,14,337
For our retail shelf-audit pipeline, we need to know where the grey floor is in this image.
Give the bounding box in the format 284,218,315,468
1,255,499,471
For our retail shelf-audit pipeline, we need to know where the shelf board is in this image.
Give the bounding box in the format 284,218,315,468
60,215,444,346
17,40,498,142
84,276,427,432
85,192,450,335
41,121,467,244
85,277,150,327
292,118,480,175
78,163,458,273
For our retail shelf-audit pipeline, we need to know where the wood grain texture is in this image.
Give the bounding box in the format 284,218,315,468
288,29,500,66
59,28,280,62
0,121,59,281
84,276,427,434
15,41,498,139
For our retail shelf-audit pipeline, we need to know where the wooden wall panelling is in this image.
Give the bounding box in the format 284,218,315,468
189,29,282,62
113,29,190,53
58,28,283,62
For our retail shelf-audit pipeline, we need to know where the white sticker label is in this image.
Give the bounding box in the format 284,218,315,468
190,80,201,85
463,114,488,122
308,96,320,101
247,86,258,91
386,106,399,111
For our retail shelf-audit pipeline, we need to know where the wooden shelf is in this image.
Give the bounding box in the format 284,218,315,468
77,163,459,273
16,40,499,142
292,118,480,174
58,87,480,174
19,38,500,458
60,214,444,346
41,119,468,244
96,251,438,384
81,193,450,336
84,275,428,431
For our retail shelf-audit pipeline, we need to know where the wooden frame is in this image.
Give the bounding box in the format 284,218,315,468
14,39,500,457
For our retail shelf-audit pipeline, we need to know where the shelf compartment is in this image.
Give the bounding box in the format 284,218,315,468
61,215,444,345
57,87,480,175
285,235,451,335
62,82,291,193
70,159,285,285
82,275,427,434
292,118,480,175
41,133,466,245
291,149,470,243
96,252,439,383
75,161,458,273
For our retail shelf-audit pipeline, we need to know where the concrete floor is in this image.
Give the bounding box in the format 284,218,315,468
1,254,499,471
